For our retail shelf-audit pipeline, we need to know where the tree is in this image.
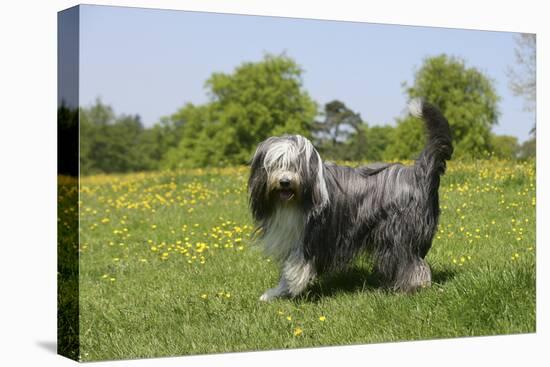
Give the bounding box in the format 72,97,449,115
314,100,362,145
489,134,519,159
340,123,397,162
161,103,214,168
138,121,179,169
508,33,536,154
313,100,365,160
508,34,536,114
79,99,115,174
518,138,536,160
79,99,159,174
397,54,500,159
364,125,395,161
383,116,426,160
163,54,318,168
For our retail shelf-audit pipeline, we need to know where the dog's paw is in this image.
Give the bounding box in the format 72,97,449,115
259,287,288,302
259,292,274,302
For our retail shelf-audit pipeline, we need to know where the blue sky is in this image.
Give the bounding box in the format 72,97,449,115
79,4,535,142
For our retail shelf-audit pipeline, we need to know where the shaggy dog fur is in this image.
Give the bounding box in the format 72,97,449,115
248,99,453,301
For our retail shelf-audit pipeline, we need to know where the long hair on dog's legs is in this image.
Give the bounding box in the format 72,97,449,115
282,249,316,296
374,238,432,293
260,250,315,301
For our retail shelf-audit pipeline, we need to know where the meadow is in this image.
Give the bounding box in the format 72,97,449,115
58,159,536,361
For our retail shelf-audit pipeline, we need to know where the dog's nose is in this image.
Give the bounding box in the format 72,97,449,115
279,178,291,188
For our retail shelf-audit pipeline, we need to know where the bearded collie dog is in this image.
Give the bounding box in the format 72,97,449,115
248,99,453,301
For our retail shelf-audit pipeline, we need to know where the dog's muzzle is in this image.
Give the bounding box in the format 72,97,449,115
277,176,295,201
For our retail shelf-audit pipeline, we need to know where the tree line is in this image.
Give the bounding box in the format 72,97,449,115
61,51,535,175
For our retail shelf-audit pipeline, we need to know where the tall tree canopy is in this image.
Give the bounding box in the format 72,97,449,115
508,34,536,114
392,54,500,159
162,54,317,168
79,99,161,174
313,100,365,160
489,134,519,159
507,33,536,154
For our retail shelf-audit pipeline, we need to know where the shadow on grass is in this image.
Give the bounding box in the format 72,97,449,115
431,268,457,285
297,266,457,303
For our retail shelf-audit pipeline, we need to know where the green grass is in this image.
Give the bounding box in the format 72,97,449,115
58,160,536,361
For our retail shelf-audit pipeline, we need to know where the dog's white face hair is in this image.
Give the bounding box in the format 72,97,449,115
260,135,329,206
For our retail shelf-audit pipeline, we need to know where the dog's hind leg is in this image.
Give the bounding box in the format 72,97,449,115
393,257,432,293
374,238,432,293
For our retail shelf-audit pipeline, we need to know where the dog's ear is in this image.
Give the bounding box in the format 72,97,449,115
248,142,270,222
308,149,330,213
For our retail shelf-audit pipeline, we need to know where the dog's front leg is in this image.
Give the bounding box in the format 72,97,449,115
259,277,291,301
260,251,315,301
283,251,315,297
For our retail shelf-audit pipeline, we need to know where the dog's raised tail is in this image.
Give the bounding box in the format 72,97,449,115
409,98,453,180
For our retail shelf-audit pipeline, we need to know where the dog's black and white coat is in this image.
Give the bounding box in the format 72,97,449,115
248,99,453,301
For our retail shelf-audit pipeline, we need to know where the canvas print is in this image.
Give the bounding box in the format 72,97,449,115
57,4,536,362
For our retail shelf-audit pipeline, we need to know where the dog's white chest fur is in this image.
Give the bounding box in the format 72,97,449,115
262,205,305,262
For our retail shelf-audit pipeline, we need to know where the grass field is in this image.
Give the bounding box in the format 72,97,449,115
58,159,536,362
